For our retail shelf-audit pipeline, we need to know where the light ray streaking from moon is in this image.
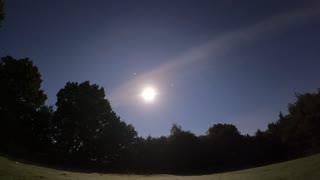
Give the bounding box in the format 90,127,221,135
108,3,320,107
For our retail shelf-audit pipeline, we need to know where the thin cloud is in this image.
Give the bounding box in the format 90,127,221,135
108,4,320,106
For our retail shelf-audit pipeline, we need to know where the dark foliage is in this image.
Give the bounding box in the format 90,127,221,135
1,56,320,174
0,0,4,26
51,81,137,169
0,56,48,156
265,91,320,158
203,124,244,171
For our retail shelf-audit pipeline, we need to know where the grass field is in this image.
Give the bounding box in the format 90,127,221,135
0,154,320,180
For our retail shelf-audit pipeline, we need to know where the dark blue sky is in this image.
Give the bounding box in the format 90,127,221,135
1,0,320,137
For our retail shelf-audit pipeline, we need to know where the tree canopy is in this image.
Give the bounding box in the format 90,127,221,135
52,81,137,167
0,55,320,173
0,0,4,25
0,56,47,154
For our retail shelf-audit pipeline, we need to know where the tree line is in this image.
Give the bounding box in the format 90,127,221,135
1,56,320,173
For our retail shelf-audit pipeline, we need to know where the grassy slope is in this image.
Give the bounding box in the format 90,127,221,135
0,154,320,180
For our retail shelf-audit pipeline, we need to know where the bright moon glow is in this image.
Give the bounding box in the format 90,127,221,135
141,87,156,103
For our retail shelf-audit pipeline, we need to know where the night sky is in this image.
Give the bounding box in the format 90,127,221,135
1,0,320,137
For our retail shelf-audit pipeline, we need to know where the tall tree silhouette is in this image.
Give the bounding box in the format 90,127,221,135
204,124,244,170
1,56,320,172
0,56,47,154
52,81,137,168
266,90,320,157
167,124,200,172
0,0,4,26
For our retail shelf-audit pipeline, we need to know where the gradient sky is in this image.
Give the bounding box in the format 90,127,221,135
1,0,320,137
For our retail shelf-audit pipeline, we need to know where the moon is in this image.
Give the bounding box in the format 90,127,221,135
141,87,157,103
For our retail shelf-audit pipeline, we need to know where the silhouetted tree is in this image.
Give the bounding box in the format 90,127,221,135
0,56,47,155
0,0,4,26
52,81,137,168
31,105,54,154
287,91,320,154
124,136,170,172
265,90,320,158
167,124,200,172
247,128,286,165
1,54,320,174
204,123,244,171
